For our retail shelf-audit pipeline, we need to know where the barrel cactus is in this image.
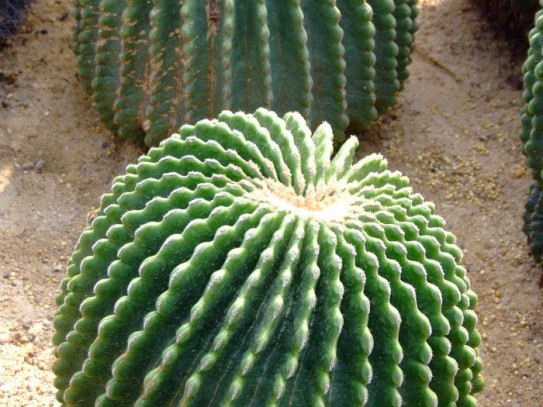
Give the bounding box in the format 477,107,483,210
73,0,418,147
53,108,483,406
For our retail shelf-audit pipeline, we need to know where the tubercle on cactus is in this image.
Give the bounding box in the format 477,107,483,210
53,108,483,406
73,0,419,147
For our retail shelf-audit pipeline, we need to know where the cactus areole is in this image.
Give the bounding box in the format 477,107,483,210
73,0,418,146
53,109,483,406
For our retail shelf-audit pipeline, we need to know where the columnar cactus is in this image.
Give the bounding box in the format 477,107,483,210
53,108,483,406
73,0,418,147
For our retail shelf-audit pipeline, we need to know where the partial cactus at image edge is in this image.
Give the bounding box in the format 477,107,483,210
52,108,483,406
521,7,543,184
520,7,543,267
73,0,419,147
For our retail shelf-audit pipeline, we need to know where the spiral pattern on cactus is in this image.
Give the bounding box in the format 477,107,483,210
73,0,418,146
53,109,483,406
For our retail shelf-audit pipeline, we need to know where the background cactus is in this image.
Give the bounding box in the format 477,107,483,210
73,0,418,147
53,108,483,406
473,0,539,39
0,0,33,39
521,7,543,266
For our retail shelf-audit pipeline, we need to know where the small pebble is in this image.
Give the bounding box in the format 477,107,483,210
0,333,10,345
34,160,44,172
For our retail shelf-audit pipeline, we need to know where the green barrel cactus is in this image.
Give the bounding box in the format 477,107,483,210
73,0,418,147
53,108,483,406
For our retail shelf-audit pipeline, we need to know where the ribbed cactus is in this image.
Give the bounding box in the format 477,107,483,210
53,109,483,406
73,0,418,147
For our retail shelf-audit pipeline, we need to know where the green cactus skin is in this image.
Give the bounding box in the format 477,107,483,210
53,108,483,406
73,0,419,146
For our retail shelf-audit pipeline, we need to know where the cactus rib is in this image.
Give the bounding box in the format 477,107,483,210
74,0,419,146
53,108,483,406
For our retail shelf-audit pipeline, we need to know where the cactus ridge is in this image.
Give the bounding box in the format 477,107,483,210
53,109,482,406
74,0,419,146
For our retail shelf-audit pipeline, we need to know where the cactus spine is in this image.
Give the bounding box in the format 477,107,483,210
73,0,419,146
53,108,483,406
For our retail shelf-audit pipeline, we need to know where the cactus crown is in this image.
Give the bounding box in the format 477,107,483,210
53,108,483,406
73,0,418,146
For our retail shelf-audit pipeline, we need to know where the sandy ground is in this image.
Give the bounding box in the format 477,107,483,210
0,0,541,405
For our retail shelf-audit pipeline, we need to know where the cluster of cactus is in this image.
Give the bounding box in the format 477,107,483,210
53,109,483,406
73,0,419,147
0,0,32,39
521,7,543,264
473,0,540,39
